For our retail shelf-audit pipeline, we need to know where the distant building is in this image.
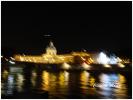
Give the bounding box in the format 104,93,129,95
14,41,93,64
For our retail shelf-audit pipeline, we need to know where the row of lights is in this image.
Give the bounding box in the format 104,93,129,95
61,62,125,70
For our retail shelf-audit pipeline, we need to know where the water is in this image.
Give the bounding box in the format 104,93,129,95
1,64,132,99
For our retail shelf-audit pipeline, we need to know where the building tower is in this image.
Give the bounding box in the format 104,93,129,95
46,41,57,55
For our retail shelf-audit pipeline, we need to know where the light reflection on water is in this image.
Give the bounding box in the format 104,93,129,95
1,65,131,99
16,73,24,92
80,71,90,89
42,71,50,91
31,71,37,87
96,73,128,99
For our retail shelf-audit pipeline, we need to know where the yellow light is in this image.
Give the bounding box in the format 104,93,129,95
80,71,89,89
90,58,94,62
113,74,127,98
31,71,37,87
42,71,49,91
118,63,125,68
117,57,122,62
103,64,111,68
20,57,24,61
2,70,8,79
82,62,91,70
89,76,95,87
62,63,71,70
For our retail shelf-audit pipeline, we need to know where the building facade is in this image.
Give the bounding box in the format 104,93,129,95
14,42,93,64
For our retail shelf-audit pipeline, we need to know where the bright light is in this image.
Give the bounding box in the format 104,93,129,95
20,57,24,61
97,52,109,64
117,57,122,63
118,63,125,68
16,74,24,92
10,57,15,60
104,64,111,68
82,62,91,70
109,56,118,64
99,73,110,83
8,75,14,84
42,71,49,91
98,73,120,90
9,60,15,64
62,63,71,70
80,71,90,86
64,71,69,82
5,58,8,61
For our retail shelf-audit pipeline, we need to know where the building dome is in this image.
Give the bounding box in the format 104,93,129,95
46,41,57,55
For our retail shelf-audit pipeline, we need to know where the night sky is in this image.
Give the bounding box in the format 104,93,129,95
1,1,132,57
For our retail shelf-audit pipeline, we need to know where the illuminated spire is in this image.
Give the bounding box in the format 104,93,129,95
46,41,57,55
49,41,54,47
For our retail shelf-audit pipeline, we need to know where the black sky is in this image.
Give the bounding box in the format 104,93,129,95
1,1,132,57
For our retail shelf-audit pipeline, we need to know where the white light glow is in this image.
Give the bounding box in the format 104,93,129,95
109,56,118,64
97,52,109,64
104,64,111,68
82,62,91,70
62,63,71,70
5,58,8,61
10,57,15,60
8,75,14,84
9,60,15,64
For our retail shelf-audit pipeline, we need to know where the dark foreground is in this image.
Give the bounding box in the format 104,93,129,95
1,63,132,99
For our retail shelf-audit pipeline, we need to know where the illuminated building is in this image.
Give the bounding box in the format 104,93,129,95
13,42,130,65
14,41,92,64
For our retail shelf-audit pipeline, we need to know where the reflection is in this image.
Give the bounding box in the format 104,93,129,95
8,75,14,85
1,64,130,99
42,71,50,91
2,70,8,80
97,73,119,98
16,73,24,92
50,73,57,82
110,74,119,81
80,71,89,89
31,71,37,87
89,76,95,87
59,71,69,86
64,71,69,82
41,71,70,98
99,74,110,83
118,74,126,84
98,73,119,90
114,74,127,98
88,76,96,95
7,75,14,95
98,73,127,98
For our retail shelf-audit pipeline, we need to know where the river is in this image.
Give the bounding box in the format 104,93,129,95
1,64,132,99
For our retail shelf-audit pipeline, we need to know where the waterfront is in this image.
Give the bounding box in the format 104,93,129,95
1,64,132,99
1,1,132,99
